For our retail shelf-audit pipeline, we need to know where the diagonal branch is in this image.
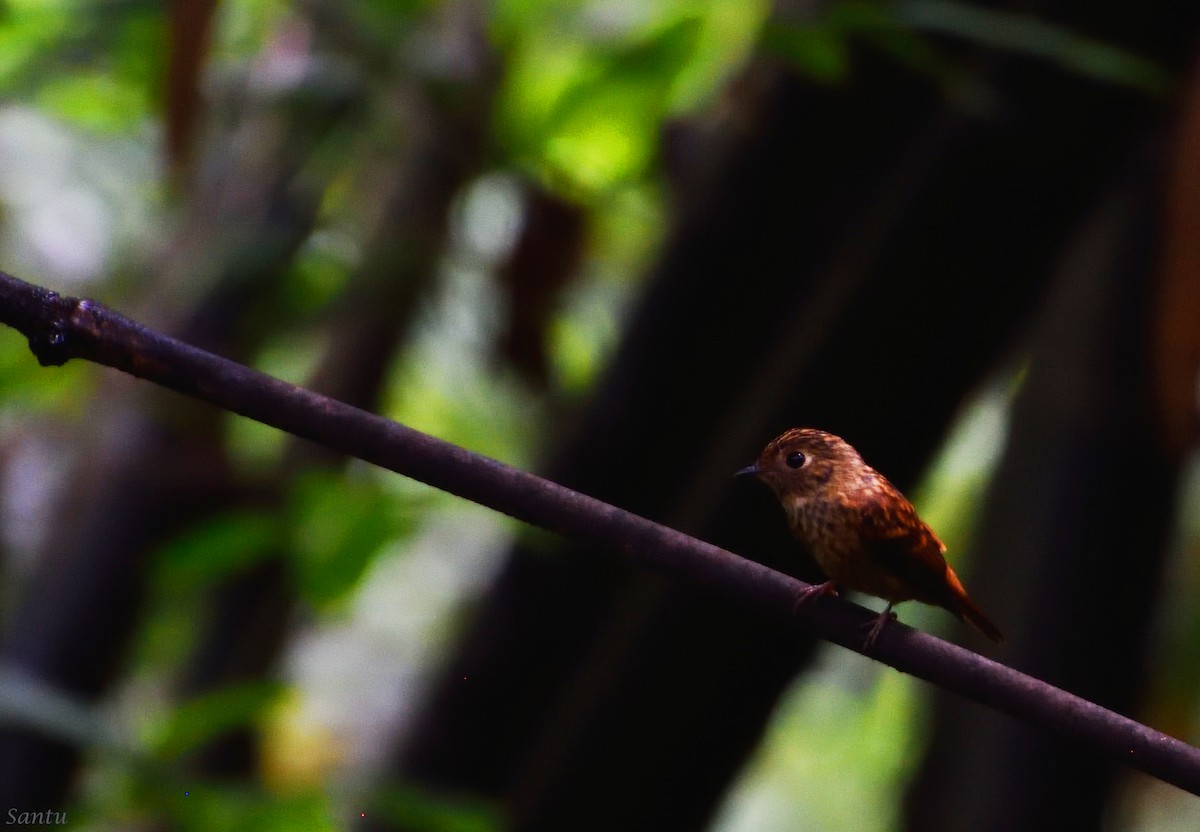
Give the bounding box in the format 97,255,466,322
2,269,1198,795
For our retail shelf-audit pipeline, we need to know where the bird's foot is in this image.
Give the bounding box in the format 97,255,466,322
862,605,897,648
792,580,838,613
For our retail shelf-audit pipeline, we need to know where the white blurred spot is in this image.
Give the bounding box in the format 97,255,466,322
21,188,111,284
455,173,524,265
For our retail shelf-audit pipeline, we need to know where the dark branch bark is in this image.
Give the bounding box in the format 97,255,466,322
2,269,1200,796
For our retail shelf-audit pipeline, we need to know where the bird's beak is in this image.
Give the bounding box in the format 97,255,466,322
735,464,760,478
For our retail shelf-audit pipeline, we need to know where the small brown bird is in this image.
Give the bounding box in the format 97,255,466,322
739,427,1003,646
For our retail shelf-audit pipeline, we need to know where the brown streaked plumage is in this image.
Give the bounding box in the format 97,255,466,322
739,427,1003,646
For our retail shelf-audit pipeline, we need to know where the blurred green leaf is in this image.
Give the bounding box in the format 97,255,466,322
0,1,72,88
760,23,850,82
385,340,542,470
150,681,284,760
37,71,150,133
371,783,502,832
345,0,437,38
284,230,356,317
830,1,951,78
898,0,1172,95
765,0,1172,97
545,17,701,190
110,7,168,103
0,327,94,414
498,16,703,193
157,782,336,832
287,470,416,608
152,511,282,594
225,415,289,473
0,2,165,126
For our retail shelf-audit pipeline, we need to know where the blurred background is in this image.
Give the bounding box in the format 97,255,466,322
0,0,1198,829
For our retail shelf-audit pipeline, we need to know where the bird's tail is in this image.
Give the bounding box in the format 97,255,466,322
943,567,1005,643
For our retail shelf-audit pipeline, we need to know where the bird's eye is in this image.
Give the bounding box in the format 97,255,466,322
785,451,806,469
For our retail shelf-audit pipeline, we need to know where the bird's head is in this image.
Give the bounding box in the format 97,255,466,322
737,428,864,504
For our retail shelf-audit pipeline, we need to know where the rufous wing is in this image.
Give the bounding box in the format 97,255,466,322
858,489,1004,643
